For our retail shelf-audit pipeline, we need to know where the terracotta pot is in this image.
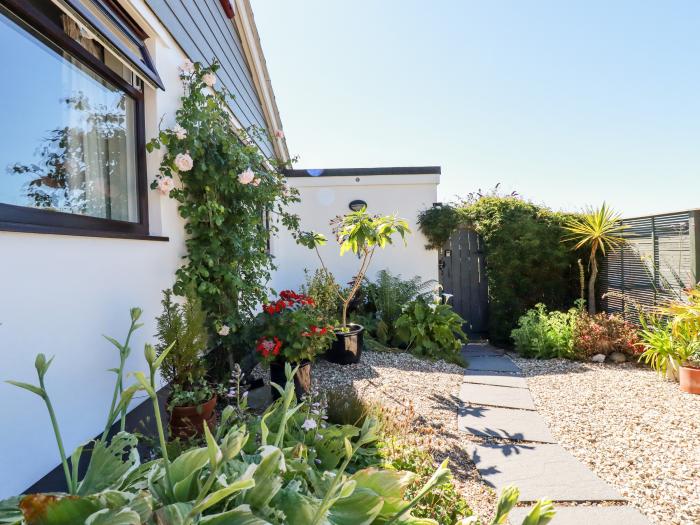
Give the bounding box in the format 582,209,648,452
169,395,217,439
269,360,312,400
679,365,700,394
326,324,364,365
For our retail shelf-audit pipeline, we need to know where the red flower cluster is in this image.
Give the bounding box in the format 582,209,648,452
302,325,329,337
256,336,282,358
264,290,315,315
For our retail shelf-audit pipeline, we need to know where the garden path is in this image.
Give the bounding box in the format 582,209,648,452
459,342,650,525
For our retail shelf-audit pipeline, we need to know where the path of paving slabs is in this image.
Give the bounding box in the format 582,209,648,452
459,343,650,524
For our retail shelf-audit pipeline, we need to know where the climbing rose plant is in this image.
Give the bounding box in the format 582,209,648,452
147,61,301,355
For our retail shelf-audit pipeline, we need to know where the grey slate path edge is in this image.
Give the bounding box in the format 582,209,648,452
468,442,625,502
508,506,650,525
458,405,556,443
463,355,522,373
460,382,537,410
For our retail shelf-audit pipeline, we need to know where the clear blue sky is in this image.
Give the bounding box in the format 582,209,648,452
251,0,700,217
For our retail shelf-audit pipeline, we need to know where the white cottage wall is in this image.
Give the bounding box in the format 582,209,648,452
270,173,440,293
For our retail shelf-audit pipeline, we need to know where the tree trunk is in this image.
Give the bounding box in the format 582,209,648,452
588,253,598,314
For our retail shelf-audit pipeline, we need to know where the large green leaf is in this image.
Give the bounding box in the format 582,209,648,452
27,496,101,525
327,487,383,525
272,487,322,525
200,506,272,525
85,508,141,525
78,433,140,495
244,448,284,509
351,469,416,517
153,503,193,525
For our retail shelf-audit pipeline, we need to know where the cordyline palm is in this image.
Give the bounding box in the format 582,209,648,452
564,203,627,314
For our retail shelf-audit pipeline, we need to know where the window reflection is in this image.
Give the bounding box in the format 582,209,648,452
0,10,138,222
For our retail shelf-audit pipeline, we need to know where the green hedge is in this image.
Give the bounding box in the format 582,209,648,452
419,197,581,345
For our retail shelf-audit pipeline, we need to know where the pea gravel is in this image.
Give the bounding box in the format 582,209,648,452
510,355,700,525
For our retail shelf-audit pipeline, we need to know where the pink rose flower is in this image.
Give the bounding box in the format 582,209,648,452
180,60,195,74
251,177,261,187
238,168,255,185
202,72,217,87
174,152,193,172
172,124,187,140
274,129,285,139
157,177,175,195
218,325,231,336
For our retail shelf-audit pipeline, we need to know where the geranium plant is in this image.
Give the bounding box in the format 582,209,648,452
299,208,411,330
254,290,334,364
147,60,301,363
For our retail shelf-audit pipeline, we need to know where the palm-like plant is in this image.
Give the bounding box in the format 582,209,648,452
564,203,627,314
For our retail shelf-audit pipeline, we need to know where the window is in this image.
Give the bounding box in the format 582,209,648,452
0,0,159,239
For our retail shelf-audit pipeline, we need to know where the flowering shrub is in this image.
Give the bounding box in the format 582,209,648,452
511,303,577,359
146,60,301,364
573,312,639,358
254,290,334,363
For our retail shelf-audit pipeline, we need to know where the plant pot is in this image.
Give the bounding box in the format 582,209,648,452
169,395,217,439
679,365,700,394
270,360,312,400
326,324,364,365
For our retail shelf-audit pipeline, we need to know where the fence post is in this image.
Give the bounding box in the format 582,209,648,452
690,210,700,286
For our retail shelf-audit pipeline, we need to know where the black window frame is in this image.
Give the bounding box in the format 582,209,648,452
0,0,165,241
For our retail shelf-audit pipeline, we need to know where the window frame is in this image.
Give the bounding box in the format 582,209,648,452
0,0,162,241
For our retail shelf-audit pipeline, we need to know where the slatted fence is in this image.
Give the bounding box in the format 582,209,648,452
600,210,700,320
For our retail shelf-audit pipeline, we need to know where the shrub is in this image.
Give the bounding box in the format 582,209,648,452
418,197,581,345
300,268,341,325
395,296,467,363
572,312,639,359
511,303,577,359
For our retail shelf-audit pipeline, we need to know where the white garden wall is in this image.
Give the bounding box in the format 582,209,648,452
270,172,440,292
0,0,191,498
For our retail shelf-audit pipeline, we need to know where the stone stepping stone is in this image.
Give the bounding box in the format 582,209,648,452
464,370,529,389
462,343,505,357
458,405,555,443
465,355,522,374
460,382,536,410
469,443,624,502
508,506,650,525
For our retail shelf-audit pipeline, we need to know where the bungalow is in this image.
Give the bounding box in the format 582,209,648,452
0,0,438,496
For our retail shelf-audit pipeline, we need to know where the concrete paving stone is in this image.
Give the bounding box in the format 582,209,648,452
469,443,624,502
460,382,536,410
508,505,650,525
462,343,505,357
458,405,555,443
464,355,522,373
463,370,529,389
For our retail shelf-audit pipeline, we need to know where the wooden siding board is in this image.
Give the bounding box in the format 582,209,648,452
145,0,274,158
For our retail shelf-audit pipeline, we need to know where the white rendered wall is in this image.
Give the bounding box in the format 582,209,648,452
0,0,192,497
270,174,439,293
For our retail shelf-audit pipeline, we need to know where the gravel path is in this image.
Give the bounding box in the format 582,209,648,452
510,356,700,525
255,351,498,519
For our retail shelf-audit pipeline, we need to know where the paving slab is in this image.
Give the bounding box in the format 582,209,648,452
508,506,650,525
458,405,555,443
463,370,529,389
460,382,536,410
469,443,624,502
462,343,505,357
464,355,522,373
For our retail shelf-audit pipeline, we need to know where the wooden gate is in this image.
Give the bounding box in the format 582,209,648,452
439,228,489,335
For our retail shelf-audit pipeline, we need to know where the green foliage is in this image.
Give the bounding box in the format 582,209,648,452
367,270,435,345
395,296,467,363
300,268,341,326
511,304,578,359
301,207,411,328
155,287,209,393
147,61,301,364
416,204,463,250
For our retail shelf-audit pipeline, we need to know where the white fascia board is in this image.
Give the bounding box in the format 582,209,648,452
286,174,441,188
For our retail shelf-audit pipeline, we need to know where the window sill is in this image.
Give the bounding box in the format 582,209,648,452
0,221,169,242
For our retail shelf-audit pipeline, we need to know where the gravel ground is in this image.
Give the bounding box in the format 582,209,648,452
510,355,700,525
253,350,498,520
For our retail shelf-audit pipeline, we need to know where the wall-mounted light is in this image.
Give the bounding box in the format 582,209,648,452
349,199,367,212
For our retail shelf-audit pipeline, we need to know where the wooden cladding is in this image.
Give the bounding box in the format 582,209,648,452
600,210,700,321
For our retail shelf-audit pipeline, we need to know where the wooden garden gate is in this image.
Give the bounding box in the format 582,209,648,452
439,228,489,336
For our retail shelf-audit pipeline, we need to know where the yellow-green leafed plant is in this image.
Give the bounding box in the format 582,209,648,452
564,203,627,314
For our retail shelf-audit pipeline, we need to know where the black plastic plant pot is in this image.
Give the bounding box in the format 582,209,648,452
326,324,364,365
269,360,312,400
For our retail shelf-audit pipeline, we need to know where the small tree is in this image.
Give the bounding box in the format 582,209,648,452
564,203,627,314
299,208,410,329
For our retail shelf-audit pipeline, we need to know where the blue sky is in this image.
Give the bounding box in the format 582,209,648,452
251,0,700,217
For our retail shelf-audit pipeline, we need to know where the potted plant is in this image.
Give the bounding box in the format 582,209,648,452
299,208,410,364
155,287,220,438
254,290,334,399
660,286,700,394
